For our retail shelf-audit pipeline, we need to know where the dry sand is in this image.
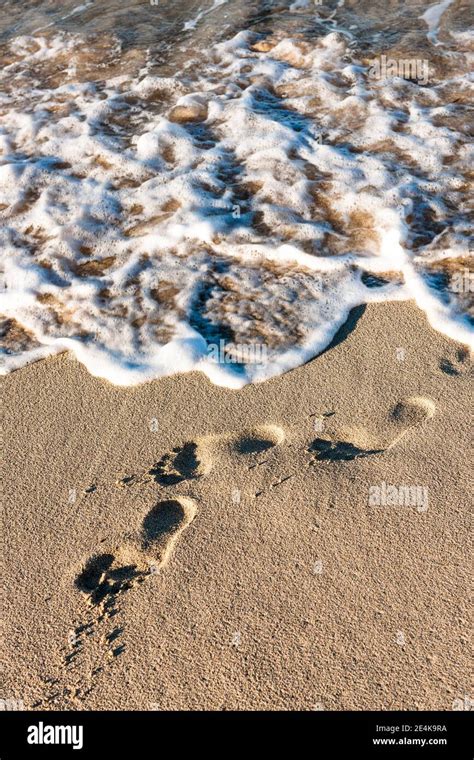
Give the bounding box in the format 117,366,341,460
2,301,472,710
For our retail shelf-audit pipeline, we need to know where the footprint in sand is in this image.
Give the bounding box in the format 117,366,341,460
141,497,197,568
75,496,197,608
308,396,436,463
231,424,285,455
62,497,197,701
439,347,472,377
148,424,285,484
149,441,211,485
308,438,384,462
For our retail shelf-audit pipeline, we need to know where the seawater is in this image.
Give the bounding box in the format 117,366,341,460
0,0,472,387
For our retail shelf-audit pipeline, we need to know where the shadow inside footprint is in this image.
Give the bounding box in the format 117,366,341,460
76,554,115,595
149,442,201,485
235,436,276,454
309,438,384,462
142,499,186,546
233,425,285,455
439,358,460,376
75,553,142,606
440,348,471,376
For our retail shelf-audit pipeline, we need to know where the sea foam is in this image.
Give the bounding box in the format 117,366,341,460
0,26,472,387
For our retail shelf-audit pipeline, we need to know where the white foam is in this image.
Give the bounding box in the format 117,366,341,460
183,0,230,31
0,28,472,387
420,0,454,44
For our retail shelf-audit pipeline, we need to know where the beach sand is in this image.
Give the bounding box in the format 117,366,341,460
2,301,471,710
